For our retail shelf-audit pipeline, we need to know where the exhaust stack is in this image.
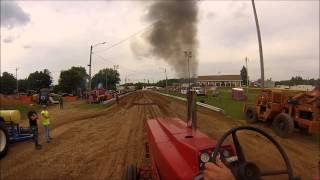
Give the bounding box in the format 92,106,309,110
187,90,197,129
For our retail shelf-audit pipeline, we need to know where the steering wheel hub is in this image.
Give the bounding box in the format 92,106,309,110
239,162,260,180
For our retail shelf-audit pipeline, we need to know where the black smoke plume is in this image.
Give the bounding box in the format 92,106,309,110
140,0,199,77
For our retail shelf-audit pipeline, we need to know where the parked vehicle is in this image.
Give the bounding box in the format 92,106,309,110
192,87,205,96
180,88,188,95
88,88,113,103
244,87,320,137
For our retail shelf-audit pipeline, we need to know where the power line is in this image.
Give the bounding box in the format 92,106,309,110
93,23,155,54
93,54,142,77
93,54,118,66
93,53,159,76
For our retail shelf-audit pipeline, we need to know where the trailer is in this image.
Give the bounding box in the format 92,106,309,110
0,110,34,158
231,88,247,101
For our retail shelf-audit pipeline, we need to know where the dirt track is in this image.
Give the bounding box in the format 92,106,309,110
0,91,319,180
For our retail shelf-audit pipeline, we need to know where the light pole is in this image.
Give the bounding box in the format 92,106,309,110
160,67,168,90
15,67,19,94
113,65,119,71
113,65,119,88
105,70,108,90
88,42,106,91
245,57,249,93
251,0,265,88
184,51,192,90
164,68,168,90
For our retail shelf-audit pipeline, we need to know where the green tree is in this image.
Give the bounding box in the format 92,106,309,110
92,68,120,90
58,66,87,93
52,84,61,93
18,79,29,92
28,69,52,90
0,72,16,94
289,76,303,86
240,66,248,85
156,79,179,87
275,77,320,86
135,82,146,90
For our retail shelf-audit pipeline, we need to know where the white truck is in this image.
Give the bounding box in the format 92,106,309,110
181,87,205,96
192,87,205,96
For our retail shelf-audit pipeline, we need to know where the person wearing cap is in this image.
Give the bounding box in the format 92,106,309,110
27,104,42,149
41,105,52,143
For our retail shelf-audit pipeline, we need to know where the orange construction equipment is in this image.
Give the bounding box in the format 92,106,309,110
244,87,320,137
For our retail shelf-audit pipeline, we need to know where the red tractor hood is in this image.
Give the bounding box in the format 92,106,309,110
146,117,217,180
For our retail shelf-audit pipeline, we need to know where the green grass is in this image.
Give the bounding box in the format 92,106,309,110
160,88,261,120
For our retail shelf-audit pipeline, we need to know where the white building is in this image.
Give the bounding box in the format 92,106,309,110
197,75,242,87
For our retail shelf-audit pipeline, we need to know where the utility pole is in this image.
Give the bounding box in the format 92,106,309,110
125,72,127,84
251,0,265,88
165,68,168,90
184,51,192,90
113,65,119,87
113,65,119,71
88,45,93,91
245,57,249,93
15,67,19,94
88,42,106,93
105,70,108,90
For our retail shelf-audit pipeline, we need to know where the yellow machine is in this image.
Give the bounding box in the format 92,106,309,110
0,110,21,124
0,110,33,158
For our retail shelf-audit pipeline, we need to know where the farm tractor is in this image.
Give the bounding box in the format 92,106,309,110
88,88,113,103
0,110,34,158
31,88,60,105
123,91,299,180
244,87,320,137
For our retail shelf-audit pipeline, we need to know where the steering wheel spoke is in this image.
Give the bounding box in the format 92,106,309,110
231,132,246,163
260,170,289,176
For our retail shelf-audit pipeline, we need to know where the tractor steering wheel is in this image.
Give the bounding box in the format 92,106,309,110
194,126,298,180
213,126,297,180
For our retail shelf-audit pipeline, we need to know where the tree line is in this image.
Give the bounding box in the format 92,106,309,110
275,76,319,86
0,67,120,94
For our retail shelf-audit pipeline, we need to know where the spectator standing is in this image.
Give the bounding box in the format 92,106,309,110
41,105,52,143
27,105,42,149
